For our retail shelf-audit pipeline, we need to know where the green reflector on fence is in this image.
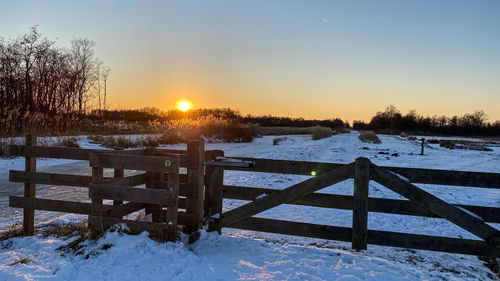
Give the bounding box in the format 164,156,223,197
311,171,316,176
165,160,172,167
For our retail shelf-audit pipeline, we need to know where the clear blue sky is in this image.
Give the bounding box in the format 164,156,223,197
1,0,499,121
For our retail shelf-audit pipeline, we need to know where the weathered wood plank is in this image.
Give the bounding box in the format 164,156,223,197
153,150,191,167
352,157,369,250
231,217,352,242
106,173,146,187
89,167,104,235
144,148,155,215
89,153,178,173
367,229,500,257
230,217,500,257
222,185,500,223
383,165,500,188
9,145,149,160
217,157,500,188
185,140,205,233
167,167,180,241
90,184,176,206
155,149,221,162
103,202,146,217
10,170,147,188
205,150,224,233
23,135,36,235
156,181,196,198
221,163,354,227
371,164,500,249
205,150,224,161
112,168,125,217
10,170,94,187
10,144,101,160
9,196,113,215
151,172,165,223
178,197,187,209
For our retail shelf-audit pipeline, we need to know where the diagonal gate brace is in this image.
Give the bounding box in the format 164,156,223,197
371,163,500,250
222,163,354,227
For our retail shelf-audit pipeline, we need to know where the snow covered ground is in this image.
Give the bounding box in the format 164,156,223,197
0,132,499,280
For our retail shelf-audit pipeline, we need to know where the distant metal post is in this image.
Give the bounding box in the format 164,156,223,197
420,138,425,155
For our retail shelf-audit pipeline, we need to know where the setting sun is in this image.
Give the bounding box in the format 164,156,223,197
177,100,191,112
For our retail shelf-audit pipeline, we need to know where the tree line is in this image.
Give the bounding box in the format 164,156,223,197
96,107,349,130
0,26,110,117
353,105,500,136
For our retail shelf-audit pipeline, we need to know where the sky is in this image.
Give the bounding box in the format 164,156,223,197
1,0,499,122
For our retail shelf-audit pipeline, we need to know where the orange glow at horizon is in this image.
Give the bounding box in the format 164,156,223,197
177,100,192,112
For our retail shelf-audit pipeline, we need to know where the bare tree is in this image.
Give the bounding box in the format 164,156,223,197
0,26,110,123
101,65,111,112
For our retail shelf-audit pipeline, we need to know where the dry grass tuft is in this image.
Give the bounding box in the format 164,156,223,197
311,126,333,140
335,127,351,134
9,254,36,266
358,130,381,144
0,223,24,241
39,221,89,238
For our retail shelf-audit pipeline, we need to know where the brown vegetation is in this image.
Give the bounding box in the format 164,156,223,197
311,126,333,140
358,130,381,144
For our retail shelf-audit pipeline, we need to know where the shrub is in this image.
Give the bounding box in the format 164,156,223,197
141,136,160,147
358,130,381,144
87,135,138,149
59,137,80,148
439,140,455,149
311,126,333,140
273,137,287,145
162,115,257,143
335,127,351,134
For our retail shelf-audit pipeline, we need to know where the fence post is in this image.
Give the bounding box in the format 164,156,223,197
185,140,205,234
23,135,37,235
205,150,224,233
113,148,124,218
89,165,104,237
144,147,156,216
166,155,180,241
352,157,370,250
420,138,425,155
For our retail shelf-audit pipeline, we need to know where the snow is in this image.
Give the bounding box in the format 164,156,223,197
0,131,499,280
1,231,495,281
255,193,267,200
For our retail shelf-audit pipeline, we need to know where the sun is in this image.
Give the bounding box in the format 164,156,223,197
177,100,191,112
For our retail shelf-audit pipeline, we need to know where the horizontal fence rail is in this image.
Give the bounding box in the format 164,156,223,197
218,157,500,189
221,185,500,223
231,217,500,257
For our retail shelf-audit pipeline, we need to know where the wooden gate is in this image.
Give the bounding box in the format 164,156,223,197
88,152,180,241
7,136,209,241
205,156,500,257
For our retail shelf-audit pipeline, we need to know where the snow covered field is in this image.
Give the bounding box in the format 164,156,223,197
0,132,499,280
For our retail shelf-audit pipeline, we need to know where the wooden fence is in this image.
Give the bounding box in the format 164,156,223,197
6,136,500,256
7,135,217,241
205,155,500,257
